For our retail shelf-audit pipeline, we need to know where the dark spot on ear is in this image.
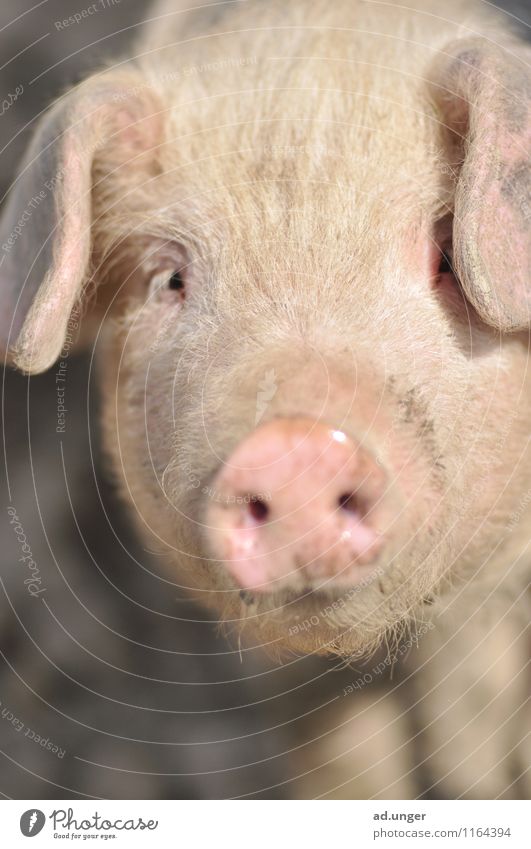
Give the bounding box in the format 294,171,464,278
453,48,483,71
441,45,531,134
501,161,531,225
501,65,531,133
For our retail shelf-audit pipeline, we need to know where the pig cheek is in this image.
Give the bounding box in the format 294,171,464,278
113,331,178,519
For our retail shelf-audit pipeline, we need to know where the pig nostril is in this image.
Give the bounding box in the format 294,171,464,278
248,497,269,522
338,492,359,514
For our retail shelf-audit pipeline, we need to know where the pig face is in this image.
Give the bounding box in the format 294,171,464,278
2,4,531,657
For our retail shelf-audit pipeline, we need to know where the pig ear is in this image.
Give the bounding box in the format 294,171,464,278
0,73,161,373
431,38,531,332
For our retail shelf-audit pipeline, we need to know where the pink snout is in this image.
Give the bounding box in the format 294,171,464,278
204,418,389,592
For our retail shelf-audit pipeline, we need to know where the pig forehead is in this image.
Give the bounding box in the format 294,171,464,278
153,110,439,239
160,88,433,178
129,29,451,251
151,35,440,190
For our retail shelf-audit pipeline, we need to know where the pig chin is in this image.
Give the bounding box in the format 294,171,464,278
197,534,442,658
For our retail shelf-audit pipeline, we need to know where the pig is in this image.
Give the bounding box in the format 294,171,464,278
1,0,530,798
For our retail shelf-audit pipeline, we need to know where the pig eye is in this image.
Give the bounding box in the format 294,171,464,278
148,266,188,300
168,270,185,291
432,239,462,302
431,216,460,289
438,247,454,276
435,240,461,293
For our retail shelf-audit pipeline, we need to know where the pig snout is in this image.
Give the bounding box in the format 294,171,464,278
204,418,389,592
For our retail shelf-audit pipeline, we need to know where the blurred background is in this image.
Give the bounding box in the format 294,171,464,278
1,0,529,800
